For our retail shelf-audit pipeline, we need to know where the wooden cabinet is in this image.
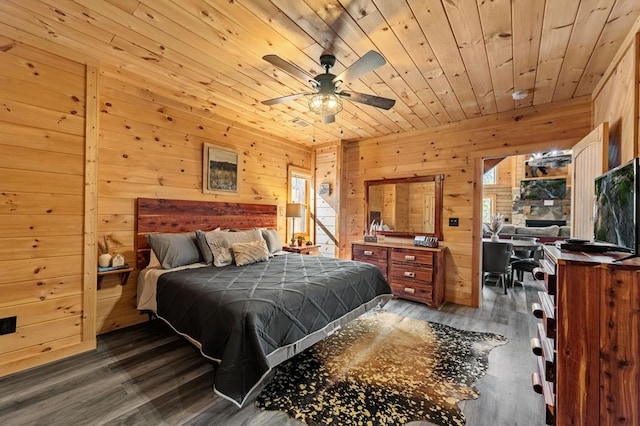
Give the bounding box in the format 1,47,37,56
352,242,445,308
531,246,640,425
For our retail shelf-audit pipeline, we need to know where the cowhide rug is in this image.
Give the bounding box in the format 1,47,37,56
256,311,508,426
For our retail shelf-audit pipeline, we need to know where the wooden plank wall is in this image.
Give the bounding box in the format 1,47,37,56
96,65,312,334
341,97,592,306
593,29,639,167
0,38,95,375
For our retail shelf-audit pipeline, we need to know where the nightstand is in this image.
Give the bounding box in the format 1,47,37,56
283,244,320,256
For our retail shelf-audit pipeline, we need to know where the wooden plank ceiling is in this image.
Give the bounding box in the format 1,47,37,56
1,0,638,146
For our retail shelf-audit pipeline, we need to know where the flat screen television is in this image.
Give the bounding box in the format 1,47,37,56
520,178,566,200
593,157,640,256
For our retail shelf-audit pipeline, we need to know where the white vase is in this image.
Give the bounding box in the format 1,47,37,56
98,253,112,267
491,233,500,242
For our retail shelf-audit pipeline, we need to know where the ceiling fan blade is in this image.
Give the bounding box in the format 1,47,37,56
339,91,395,110
261,93,308,106
322,114,336,124
263,55,317,84
333,51,386,84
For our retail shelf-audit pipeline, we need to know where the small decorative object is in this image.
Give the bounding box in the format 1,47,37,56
296,236,305,247
305,240,313,246
484,214,504,242
364,220,379,242
112,253,125,267
319,183,331,196
97,235,112,267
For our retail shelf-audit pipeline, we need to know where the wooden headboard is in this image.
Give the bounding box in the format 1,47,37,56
135,198,278,269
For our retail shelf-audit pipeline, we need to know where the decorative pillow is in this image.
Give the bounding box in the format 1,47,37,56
231,240,270,266
195,227,222,265
146,232,202,269
206,228,264,267
261,229,283,254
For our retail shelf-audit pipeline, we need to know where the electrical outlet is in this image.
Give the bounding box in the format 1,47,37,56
449,218,459,227
0,316,17,335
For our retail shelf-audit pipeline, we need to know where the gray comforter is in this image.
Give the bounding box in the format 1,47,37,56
155,254,391,406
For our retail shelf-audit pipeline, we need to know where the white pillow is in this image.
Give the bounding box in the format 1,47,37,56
147,249,161,268
232,240,270,266
206,229,264,267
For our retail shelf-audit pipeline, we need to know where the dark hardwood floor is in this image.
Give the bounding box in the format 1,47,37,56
0,275,545,426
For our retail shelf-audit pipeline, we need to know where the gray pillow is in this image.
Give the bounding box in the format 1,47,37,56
146,232,202,269
195,227,221,265
516,225,559,237
500,225,516,235
261,229,283,254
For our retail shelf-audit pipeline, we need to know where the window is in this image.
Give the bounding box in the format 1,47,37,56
288,166,311,237
482,194,496,223
483,167,496,185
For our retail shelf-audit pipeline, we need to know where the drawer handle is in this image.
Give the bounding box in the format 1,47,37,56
531,303,543,319
404,271,416,278
363,250,373,256
530,338,542,356
531,373,543,394
403,287,415,294
404,255,416,261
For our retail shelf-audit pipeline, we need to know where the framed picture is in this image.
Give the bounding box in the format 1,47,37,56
319,182,331,196
203,143,240,195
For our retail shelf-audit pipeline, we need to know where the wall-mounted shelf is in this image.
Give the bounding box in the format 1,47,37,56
97,266,134,289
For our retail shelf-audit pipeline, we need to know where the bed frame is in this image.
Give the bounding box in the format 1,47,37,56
135,198,277,269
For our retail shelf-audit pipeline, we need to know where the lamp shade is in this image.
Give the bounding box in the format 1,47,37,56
286,203,305,218
308,93,343,116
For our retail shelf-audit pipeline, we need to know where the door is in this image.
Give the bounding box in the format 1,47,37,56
571,122,607,239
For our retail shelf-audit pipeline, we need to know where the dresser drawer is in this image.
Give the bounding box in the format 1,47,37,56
390,264,433,286
361,259,388,279
390,282,433,305
391,249,433,266
352,244,388,263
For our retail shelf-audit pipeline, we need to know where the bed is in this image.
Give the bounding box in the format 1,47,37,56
135,198,392,407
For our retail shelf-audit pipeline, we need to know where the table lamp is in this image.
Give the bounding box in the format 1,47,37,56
286,203,305,247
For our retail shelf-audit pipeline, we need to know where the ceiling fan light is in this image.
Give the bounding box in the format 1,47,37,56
308,93,343,116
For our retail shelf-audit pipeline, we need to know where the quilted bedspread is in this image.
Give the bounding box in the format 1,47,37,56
155,254,392,406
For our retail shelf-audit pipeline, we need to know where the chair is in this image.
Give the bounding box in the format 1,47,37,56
511,244,543,285
510,236,539,260
482,241,513,294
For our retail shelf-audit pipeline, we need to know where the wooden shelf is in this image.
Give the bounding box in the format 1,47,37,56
282,244,320,255
97,266,134,289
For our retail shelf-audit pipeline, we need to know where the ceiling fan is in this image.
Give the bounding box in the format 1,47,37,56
261,51,396,124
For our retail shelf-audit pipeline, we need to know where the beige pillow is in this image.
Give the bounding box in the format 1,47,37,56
231,240,270,266
206,229,264,267
147,249,161,268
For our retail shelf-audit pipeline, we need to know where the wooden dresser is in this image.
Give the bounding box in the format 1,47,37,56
352,241,445,308
531,245,640,425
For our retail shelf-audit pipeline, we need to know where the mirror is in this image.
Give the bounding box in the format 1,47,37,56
365,175,444,239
